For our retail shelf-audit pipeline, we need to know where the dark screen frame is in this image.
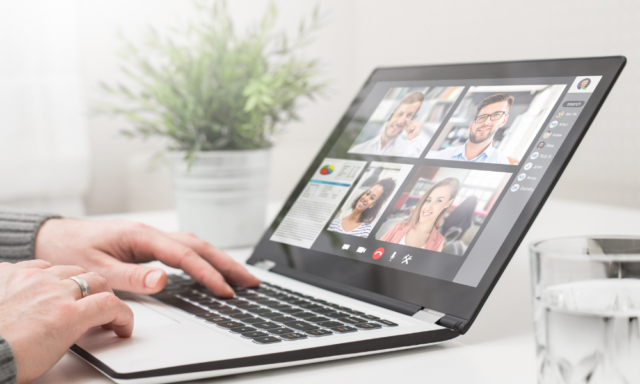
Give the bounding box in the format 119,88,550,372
247,56,626,329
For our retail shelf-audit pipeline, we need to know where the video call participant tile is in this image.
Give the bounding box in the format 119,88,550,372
426,85,566,165
375,166,510,256
327,162,413,239
347,86,464,158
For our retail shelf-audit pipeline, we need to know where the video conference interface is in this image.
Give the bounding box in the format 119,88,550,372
270,76,602,287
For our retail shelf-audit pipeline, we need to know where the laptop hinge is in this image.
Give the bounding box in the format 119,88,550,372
413,309,469,333
412,308,446,324
436,314,469,333
253,259,276,271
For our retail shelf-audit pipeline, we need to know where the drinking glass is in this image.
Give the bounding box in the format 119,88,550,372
531,236,640,384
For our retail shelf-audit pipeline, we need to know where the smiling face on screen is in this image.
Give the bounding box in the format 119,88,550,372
418,186,454,224
468,101,510,145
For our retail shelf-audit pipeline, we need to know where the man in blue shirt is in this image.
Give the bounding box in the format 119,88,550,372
427,93,514,164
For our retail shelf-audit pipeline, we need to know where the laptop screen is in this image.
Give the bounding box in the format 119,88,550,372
248,58,625,322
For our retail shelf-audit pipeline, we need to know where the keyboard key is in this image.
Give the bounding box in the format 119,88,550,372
236,304,260,310
360,314,380,321
226,299,248,306
229,313,254,320
271,316,294,323
280,333,308,341
282,321,318,331
253,322,281,330
190,297,214,303
355,323,382,330
254,299,278,305
306,316,330,323
151,294,209,315
179,293,203,300
292,312,316,318
195,312,218,319
326,312,350,319
331,326,358,333
317,321,344,328
299,303,322,310
216,321,244,328
253,336,282,344
204,316,229,324
280,308,304,314
340,317,367,325
247,307,272,314
209,305,231,311
219,309,243,315
312,308,336,315
344,309,365,316
268,304,293,311
306,329,333,337
376,319,398,327
268,328,295,335
241,331,268,339
236,291,259,298
242,317,267,324
279,297,301,303
229,326,256,334
260,312,282,318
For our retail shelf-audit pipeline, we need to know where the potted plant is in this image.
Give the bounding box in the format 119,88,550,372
98,1,325,248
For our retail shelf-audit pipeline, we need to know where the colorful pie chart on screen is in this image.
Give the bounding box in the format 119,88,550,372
319,165,335,175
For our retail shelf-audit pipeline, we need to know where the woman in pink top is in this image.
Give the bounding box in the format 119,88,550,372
380,177,460,252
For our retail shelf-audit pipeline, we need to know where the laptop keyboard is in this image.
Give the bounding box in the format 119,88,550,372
152,275,398,345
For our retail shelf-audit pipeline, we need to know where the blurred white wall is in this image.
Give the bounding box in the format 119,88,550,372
0,0,90,216
5,0,637,215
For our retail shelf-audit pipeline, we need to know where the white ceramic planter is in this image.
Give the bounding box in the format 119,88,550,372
167,150,270,249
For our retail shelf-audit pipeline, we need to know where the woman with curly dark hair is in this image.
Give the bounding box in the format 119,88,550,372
328,178,396,238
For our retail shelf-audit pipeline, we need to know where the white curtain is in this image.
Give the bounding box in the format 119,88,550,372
0,0,90,216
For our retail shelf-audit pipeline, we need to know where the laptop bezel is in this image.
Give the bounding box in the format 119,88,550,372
247,56,626,330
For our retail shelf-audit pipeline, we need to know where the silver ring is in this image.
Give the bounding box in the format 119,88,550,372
68,276,91,298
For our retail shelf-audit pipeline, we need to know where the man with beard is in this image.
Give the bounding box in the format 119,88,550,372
427,93,514,164
349,92,426,158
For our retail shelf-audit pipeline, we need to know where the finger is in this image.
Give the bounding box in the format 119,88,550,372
168,232,260,288
124,231,235,297
87,252,167,294
63,271,113,300
76,292,134,338
45,265,87,279
14,259,52,269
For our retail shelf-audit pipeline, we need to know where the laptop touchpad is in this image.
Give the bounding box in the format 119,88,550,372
124,300,180,329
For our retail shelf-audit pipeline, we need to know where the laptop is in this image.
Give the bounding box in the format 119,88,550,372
72,56,626,383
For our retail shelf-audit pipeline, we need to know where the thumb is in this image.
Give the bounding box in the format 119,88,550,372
93,255,167,294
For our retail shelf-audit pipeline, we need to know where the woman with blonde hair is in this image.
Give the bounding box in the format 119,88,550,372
380,177,459,251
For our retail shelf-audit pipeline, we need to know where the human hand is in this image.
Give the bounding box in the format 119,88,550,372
34,219,260,298
405,121,422,141
0,260,133,384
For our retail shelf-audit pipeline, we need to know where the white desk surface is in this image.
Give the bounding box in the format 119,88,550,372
34,197,640,384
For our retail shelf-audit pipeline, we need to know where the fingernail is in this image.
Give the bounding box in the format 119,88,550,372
145,270,163,288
